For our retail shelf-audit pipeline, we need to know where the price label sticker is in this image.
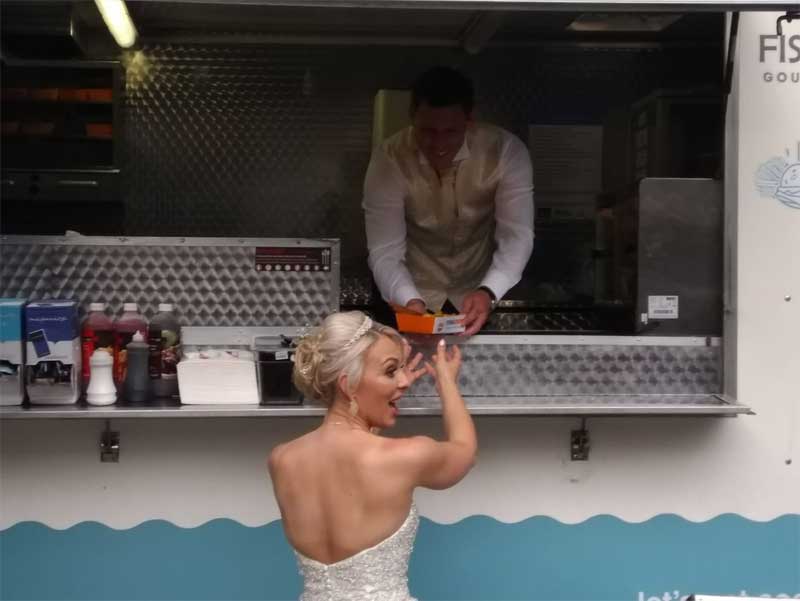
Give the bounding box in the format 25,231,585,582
647,295,679,319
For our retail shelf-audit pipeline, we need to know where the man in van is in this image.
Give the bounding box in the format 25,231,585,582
363,66,534,335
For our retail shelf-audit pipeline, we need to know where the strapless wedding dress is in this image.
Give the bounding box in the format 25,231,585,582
293,504,419,601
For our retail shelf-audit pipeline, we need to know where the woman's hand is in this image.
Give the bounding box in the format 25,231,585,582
402,338,427,387
424,339,462,387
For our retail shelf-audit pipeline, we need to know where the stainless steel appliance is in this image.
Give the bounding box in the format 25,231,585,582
634,178,723,335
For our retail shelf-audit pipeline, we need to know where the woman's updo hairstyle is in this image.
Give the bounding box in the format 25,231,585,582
292,311,403,406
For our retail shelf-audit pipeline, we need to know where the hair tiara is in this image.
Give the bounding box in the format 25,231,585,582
342,316,373,351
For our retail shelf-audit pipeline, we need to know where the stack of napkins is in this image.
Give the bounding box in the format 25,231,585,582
177,349,259,405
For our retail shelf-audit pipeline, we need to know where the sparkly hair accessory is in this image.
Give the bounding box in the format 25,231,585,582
342,316,372,351
297,343,323,377
295,324,317,377
298,361,313,377
295,325,311,340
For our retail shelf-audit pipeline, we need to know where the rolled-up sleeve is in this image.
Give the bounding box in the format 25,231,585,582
363,148,422,306
480,134,535,300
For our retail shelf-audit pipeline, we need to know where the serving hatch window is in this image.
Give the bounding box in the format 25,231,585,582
0,3,729,337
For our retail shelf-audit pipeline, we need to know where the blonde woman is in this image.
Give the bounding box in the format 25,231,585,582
268,311,477,601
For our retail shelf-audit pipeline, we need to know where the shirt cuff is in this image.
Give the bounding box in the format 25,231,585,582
479,272,515,302
393,284,424,308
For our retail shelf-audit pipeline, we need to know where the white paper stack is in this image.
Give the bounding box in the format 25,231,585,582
177,350,259,405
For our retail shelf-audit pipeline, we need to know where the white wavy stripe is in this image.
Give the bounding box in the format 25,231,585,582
1,408,797,530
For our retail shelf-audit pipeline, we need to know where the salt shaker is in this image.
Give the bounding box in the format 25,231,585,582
86,349,116,406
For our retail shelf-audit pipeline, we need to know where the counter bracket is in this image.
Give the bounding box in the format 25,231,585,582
571,419,590,461
100,419,119,462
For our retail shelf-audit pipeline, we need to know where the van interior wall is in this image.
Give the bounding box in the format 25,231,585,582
117,42,722,282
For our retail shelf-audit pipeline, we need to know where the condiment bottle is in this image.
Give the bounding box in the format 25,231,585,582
123,330,150,403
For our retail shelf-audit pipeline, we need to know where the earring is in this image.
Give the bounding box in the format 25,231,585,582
349,398,359,417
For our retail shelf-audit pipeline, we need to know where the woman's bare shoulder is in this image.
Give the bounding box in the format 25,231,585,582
267,441,288,479
374,435,439,465
376,435,475,490
380,434,437,449
268,430,319,474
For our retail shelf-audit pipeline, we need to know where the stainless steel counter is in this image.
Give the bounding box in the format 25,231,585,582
0,331,750,419
0,393,747,419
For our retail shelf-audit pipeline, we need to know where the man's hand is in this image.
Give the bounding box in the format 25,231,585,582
405,299,426,314
460,289,492,336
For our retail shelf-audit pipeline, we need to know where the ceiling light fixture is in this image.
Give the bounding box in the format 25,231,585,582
94,0,137,48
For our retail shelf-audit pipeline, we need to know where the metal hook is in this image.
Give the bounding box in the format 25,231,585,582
776,11,800,36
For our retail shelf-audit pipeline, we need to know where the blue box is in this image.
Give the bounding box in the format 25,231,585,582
25,300,81,404
0,299,26,406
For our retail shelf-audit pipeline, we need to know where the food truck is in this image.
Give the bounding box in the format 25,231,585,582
0,1,797,599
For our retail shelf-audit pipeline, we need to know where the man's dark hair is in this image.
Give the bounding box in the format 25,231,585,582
410,66,475,115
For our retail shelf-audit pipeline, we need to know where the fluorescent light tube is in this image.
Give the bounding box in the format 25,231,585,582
568,13,682,33
94,0,137,48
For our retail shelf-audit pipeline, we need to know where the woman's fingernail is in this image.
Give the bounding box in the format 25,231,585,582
438,339,445,346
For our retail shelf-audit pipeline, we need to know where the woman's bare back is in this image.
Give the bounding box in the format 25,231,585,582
269,425,415,565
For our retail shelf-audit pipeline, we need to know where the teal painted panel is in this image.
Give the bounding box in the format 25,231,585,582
1,514,798,601
0,519,301,601
410,514,800,600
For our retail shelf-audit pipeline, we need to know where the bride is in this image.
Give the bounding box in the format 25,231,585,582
268,311,478,601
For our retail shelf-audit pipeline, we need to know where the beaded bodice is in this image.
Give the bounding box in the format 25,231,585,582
293,504,419,601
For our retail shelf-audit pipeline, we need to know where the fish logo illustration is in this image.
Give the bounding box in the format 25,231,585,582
755,142,800,209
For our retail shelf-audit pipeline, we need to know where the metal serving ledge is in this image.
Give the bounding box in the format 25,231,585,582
0,331,750,419
0,394,747,419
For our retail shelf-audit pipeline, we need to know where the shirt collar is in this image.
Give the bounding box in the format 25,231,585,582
415,133,471,167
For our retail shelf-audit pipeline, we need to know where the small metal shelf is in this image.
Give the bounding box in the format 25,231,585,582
2,134,113,142
2,99,112,106
0,394,750,419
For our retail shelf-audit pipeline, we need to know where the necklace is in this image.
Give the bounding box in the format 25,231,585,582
327,419,372,433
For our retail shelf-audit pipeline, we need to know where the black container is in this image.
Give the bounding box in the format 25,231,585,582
256,347,301,405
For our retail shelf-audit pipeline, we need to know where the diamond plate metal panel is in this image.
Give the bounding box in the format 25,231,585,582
485,310,620,333
0,236,339,326
406,343,720,396
0,244,56,300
